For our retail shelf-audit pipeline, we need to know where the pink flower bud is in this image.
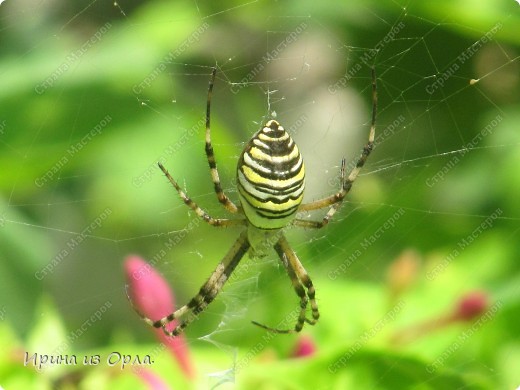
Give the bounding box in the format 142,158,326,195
125,255,195,379
135,368,170,390
452,291,489,322
290,335,316,358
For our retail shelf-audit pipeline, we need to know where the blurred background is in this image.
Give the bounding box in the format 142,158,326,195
0,0,519,388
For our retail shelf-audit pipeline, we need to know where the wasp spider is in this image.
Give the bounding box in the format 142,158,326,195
131,67,377,336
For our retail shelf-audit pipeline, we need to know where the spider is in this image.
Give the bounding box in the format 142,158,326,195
131,66,377,337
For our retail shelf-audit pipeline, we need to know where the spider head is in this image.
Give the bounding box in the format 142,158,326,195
246,225,283,258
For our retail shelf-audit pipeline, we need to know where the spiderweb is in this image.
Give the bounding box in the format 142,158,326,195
1,0,519,387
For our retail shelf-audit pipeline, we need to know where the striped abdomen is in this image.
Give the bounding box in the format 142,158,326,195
237,119,305,230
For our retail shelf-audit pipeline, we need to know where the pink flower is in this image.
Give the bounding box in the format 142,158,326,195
451,291,488,322
125,255,195,379
392,290,491,344
136,368,171,390
290,335,317,358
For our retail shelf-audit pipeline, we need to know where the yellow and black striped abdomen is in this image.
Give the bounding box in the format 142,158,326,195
237,119,305,230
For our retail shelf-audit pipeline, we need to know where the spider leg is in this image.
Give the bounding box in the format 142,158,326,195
158,162,245,227
130,230,250,337
252,233,319,333
296,67,377,229
205,67,240,213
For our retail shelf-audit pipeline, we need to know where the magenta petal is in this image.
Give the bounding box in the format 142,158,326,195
125,255,174,320
125,255,195,379
453,291,489,322
290,335,316,358
157,329,195,379
135,368,170,390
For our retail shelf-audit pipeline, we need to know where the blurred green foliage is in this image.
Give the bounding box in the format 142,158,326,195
0,0,519,388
